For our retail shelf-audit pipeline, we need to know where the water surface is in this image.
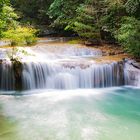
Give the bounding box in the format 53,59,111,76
0,87,140,140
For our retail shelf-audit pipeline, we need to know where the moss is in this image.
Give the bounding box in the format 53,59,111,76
68,39,83,44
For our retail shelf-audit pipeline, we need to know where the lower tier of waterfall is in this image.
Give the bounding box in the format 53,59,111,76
0,61,125,91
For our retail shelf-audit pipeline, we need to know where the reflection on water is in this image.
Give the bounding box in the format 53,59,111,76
0,87,140,140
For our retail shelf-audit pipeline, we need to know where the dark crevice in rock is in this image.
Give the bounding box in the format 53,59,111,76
11,59,23,91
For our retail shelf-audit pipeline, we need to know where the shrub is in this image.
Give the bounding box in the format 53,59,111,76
3,26,37,46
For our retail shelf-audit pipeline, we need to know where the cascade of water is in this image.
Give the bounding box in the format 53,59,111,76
62,47,102,57
0,40,127,91
124,63,140,86
0,61,125,91
0,61,15,90
21,62,124,90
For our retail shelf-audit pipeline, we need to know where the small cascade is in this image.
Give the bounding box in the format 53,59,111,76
124,62,140,86
62,47,102,57
0,61,125,91
0,60,15,90
22,62,124,90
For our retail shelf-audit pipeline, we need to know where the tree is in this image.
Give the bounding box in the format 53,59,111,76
11,0,53,24
0,0,9,9
0,1,18,37
48,0,84,29
116,17,140,57
125,0,140,18
64,0,107,42
65,4,101,40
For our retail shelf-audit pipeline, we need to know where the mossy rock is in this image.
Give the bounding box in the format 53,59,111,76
11,59,23,91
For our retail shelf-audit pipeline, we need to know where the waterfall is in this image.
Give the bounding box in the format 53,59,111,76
22,62,124,90
0,61,125,91
0,39,130,91
124,63,140,86
0,61,15,90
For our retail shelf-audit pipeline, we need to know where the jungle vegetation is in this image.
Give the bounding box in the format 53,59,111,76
0,0,140,57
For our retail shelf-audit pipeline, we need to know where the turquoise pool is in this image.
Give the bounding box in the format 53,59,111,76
0,87,140,140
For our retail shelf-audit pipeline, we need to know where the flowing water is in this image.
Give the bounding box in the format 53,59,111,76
0,87,140,140
0,38,125,91
0,38,140,140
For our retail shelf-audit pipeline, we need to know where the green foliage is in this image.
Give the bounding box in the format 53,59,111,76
11,0,53,24
0,0,139,58
48,0,84,29
47,0,140,55
0,0,9,8
0,1,37,47
100,0,126,38
0,4,18,37
3,26,37,46
116,17,140,57
125,0,140,17
65,0,105,40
